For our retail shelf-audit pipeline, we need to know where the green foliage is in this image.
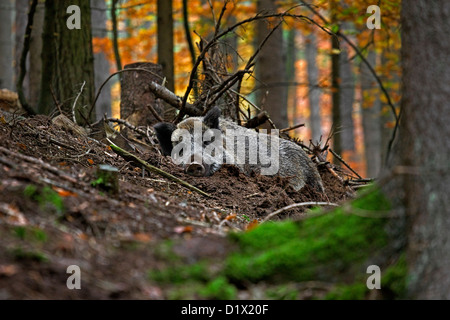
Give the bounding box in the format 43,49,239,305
23,185,64,215
13,226,48,243
381,255,407,298
10,247,48,262
90,177,104,187
325,282,368,300
199,276,237,300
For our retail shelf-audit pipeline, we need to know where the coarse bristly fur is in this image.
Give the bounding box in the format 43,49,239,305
154,107,324,192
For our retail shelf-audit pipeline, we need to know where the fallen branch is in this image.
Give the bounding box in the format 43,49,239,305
109,143,211,198
262,201,338,222
280,123,305,133
329,148,362,179
106,117,148,137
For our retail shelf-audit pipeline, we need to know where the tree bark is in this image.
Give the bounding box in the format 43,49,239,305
361,51,381,178
120,62,165,126
38,0,95,124
91,0,111,120
0,0,14,90
157,0,176,120
255,0,288,129
393,0,450,299
339,44,355,152
305,31,321,143
28,1,44,108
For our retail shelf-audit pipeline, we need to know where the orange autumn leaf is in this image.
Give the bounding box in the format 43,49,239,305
246,219,259,231
87,159,94,165
52,187,77,197
225,214,237,221
174,226,193,234
16,143,27,150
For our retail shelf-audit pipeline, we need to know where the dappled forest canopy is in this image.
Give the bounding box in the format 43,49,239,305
0,0,449,300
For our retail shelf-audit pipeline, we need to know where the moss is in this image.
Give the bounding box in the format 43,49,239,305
325,282,368,300
199,276,237,300
225,208,388,283
381,255,407,299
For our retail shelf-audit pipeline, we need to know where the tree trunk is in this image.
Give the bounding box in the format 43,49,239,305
285,28,296,129
157,0,176,120
255,0,288,129
361,51,381,178
38,0,95,124
91,0,111,120
392,0,450,299
14,0,29,96
305,31,321,143
0,0,14,90
330,2,341,161
339,44,355,152
28,1,44,108
120,62,165,126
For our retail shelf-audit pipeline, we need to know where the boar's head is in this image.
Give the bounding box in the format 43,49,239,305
153,107,224,177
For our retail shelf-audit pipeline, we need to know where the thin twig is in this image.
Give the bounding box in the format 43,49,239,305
262,202,338,222
280,123,305,133
146,103,164,122
329,148,362,179
72,81,86,124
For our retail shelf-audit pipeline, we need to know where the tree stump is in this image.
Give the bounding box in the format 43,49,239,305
120,62,165,126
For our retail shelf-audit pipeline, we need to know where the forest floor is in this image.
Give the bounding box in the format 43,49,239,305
0,112,356,299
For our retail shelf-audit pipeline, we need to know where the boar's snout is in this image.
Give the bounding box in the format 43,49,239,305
185,162,206,177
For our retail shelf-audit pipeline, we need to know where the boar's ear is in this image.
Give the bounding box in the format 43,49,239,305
203,106,221,129
153,122,176,156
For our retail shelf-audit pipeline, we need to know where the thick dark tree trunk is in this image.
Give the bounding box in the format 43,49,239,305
38,0,95,124
255,0,288,129
392,0,450,299
305,31,321,144
157,0,176,120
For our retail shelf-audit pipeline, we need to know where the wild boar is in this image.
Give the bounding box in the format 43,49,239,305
153,107,324,192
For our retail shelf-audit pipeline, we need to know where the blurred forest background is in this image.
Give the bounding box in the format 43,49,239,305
0,0,401,179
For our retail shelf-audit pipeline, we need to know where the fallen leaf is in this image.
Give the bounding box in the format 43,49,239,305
52,186,77,197
246,219,259,231
134,233,152,242
174,226,193,234
225,214,237,221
